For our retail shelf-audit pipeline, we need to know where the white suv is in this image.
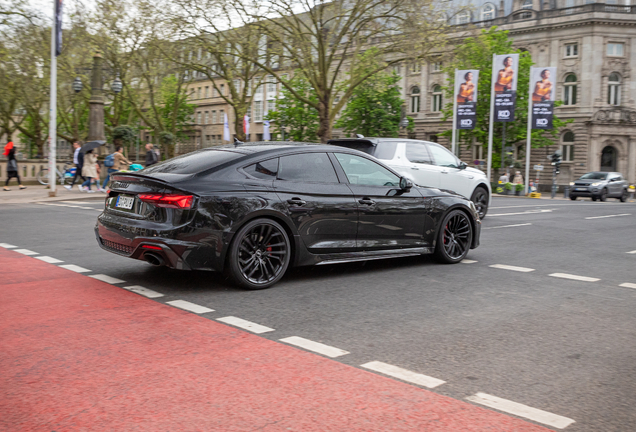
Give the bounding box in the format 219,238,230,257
329,138,491,219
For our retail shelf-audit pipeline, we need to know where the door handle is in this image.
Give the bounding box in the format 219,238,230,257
358,198,375,205
287,198,306,206
441,170,449,174
411,167,419,170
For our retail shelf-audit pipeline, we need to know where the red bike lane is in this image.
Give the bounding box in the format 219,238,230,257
0,248,551,431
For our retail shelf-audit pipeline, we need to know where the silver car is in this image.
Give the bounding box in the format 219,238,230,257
569,172,629,202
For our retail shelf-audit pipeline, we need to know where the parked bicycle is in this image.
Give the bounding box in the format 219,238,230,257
37,162,75,186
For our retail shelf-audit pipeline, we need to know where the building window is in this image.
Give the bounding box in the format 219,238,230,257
562,131,574,161
456,10,471,24
204,86,209,98
197,87,202,99
473,144,484,160
563,74,577,105
204,111,209,124
410,86,420,113
213,87,219,97
410,62,422,74
481,3,496,20
608,73,621,105
267,76,277,94
607,43,624,56
565,43,578,57
220,84,225,96
392,64,401,75
212,110,217,124
197,112,202,124
521,0,533,9
431,60,442,73
220,110,224,123
432,85,443,112
254,100,263,122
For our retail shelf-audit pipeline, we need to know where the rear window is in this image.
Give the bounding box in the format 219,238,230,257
142,150,243,175
329,140,397,160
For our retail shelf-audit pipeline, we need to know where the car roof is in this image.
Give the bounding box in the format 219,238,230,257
328,137,439,146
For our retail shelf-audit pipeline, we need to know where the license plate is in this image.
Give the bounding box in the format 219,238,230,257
575,188,586,191
116,195,135,210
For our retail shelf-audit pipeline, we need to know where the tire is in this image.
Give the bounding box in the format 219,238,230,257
36,168,49,185
227,218,291,290
470,186,489,220
592,196,598,202
434,209,473,264
570,196,577,200
620,190,628,202
600,188,608,202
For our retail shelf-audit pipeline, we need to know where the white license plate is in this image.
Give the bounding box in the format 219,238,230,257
575,188,586,191
116,195,135,210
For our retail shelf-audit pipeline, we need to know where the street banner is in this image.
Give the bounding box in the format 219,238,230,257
492,54,519,122
263,120,271,141
530,67,556,129
223,112,231,141
55,0,63,56
454,69,479,130
243,114,250,137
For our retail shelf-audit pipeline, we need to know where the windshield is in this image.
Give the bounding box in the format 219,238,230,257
579,172,607,180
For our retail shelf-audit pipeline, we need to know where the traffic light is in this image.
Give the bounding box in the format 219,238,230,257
550,150,562,174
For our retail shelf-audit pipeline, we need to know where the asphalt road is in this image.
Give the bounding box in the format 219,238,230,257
2,196,635,431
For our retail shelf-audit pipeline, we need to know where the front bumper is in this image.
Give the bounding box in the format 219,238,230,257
569,187,599,197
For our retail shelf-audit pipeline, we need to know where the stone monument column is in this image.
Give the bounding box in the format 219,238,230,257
87,52,105,145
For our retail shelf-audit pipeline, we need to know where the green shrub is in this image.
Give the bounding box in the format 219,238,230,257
504,182,514,191
515,183,524,191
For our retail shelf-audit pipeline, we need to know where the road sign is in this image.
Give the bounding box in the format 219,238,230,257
534,165,544,171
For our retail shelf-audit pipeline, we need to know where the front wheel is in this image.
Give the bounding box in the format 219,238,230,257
227,218,291,290
600,188,608,202
570,196,577,201
36,168,49,185
470,186,489,220
620,190,628,202
434,209,473,264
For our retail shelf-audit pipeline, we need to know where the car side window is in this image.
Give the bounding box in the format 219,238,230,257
278,153,339,183
244,158,278,180
334,153,400,187
374,142,398,160
427,144,459,168
404,144,434,165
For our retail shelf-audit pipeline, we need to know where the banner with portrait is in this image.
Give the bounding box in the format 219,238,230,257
455,69,479,130
491,54,519,122
530,67,556,129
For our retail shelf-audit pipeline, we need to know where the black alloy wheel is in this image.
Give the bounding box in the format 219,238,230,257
470,187,489,219
600,188,608,202
620,190,628,202
592,196,598,201
435,209,473,264
228,218,291,290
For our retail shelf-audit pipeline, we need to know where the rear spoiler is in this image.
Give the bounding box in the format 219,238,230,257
327,138,380,156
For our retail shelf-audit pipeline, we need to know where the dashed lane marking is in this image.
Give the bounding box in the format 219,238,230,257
122,285,164,298
488,209,553,217
217,316,275,334
60,201,102,205
585,213,631,220
626,250,636,254
483,223,532,230
35,256,64,264
461,259,478,264
490,264,535,273
166,300,214,314
58,264,91,273
89,274,126,284
549,273,600,282
14,249,39,256
0,243,17,249
280,336,349,358
619,283,636,289
466,392,575,429
361,361,446,389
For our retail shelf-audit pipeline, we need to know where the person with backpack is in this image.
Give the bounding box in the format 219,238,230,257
145,143,159,167
101,145,131,191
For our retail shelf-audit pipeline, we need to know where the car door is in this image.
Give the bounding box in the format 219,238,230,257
608,174,624,196
332,152,431,250
273,152,358,253
426,143,472,198
400,142,443,189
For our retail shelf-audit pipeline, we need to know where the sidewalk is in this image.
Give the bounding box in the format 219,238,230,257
0,247,551,432
1,184,106,205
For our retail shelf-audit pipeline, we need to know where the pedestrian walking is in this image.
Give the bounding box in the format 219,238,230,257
101,146,132,190
81,150,98,193
145,143,159,167
513,171,524,184
3,142,26,191
66,141,86,190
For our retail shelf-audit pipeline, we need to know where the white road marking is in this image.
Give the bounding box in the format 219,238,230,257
549,273,600,282
122,285,164,298
619,283,636,289
466,392,575,429
627,250,636,254
58,264,91,273
461,259,478,264
166,300,214,314
14,249,39,256
585,213,631,220
217,316,275,334
35,256,64,264
361,361,445,389
0,243,17,248
490,264,535,273
280,336,349,358
488,209,553,217
78,206,98,210
89,274,125,284
60,201,100,205
483,223,532,230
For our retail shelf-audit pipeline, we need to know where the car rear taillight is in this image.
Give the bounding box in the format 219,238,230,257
137,193,194,209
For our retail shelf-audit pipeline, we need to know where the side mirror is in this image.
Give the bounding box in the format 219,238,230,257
400,177,413,191
458,161,467,170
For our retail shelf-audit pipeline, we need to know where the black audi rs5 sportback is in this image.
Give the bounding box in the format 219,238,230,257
96,142,481,289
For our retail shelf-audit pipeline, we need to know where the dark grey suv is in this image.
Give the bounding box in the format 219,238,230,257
569,172,629,202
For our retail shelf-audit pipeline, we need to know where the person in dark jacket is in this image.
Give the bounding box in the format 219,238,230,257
66,141,86,191
3,142,26,191
145,143,158,167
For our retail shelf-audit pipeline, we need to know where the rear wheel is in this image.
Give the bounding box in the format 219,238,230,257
600,188,608,202
228,218,291,290
470,186,489,219
36,168,49,185
434,210,473,264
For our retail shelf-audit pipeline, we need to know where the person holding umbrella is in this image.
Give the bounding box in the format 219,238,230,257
3,142,26,191
77,140,104,193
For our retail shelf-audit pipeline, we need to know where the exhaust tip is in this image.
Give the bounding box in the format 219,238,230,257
144,252,165,266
